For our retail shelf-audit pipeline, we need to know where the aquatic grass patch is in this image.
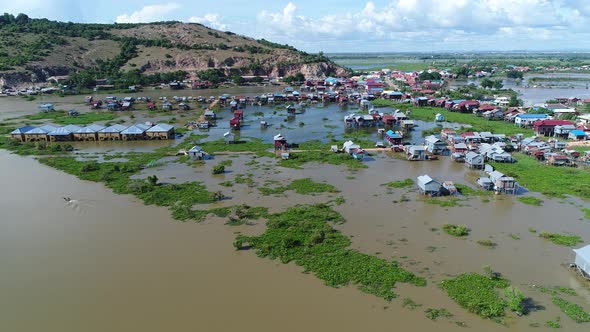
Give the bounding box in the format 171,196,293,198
425,308,453,321
477,240,497,248
442,224,470,237
277,151,368,170
422,197,463,207
546,317,562,328
369,101,533,136
24,110,117,125
234,204,426,301
582,208,590,220
517,196,543,206
440,273,511,319
504,286,525,315
0,137,73,156
402,298,422,310
551,297,590,323
199,138,273,156
258,178,339,196
384,178,414,188
455,184,491,197
492,154,590,199
538,232,583,247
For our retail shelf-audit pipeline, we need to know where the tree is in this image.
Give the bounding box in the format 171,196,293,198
147,175,158,186
506,70,523,79
480,78,494,89
492,80,503,90
454,66,470,78
232,75,244,85
253,76,264,83
508,95,522,107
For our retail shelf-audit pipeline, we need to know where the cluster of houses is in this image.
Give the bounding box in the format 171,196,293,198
10,123,175,142
417,168,517,196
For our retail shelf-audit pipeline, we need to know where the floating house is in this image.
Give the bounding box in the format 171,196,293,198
234,110,244,120
477,177,494,191
229,117,241,130
452,143,468,153
424,135,447,155
38,103,54,112
435,113,445,122
274,133,288,150
489,171,517,194
22,127,49,142
385,130,403,145
223,131,236,144
48,125,80,142
204,110,216,120
98,124,127,141
465,152,484,169
188,145,207,160
10,125,36,141
146,123,175,140
573,245,590,279
417,175,442,196
73,124,105,141
401,120,415,131
406,145,426,161
121,124,150,140
343,140,360,154
569,130,588,140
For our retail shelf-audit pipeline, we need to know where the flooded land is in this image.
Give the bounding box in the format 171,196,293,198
2,93,590,332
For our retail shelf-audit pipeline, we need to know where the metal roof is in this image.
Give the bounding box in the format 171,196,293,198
39,124,58,132
25,127,49,134
146,123,173,132
62,125,82,132
515,114,548,119
121,124,149,134
417,174,438,185
10,125,37,134
100,124,128,133
48,127,74,136
75,124,105,133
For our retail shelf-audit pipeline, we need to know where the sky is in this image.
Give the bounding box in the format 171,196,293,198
3,0,590,52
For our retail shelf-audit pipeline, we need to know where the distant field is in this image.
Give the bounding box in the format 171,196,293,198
328,52,590,72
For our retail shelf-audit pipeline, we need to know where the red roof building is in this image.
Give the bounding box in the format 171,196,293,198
533,120,574,136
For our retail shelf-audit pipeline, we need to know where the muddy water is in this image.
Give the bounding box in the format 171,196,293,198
2,93,590,330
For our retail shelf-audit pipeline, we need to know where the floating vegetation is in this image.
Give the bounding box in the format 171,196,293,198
583,208,590,220
440,273,512,319
551,297,590,323
234,204,426,301
278,151,368,170
258,178,339,196
504,286,525,315
425,308,453,320
402,298,422,310
334,196,346,205
538,232,583,247
509,233,521,240
443,224,470,237
546,317,562,329
517,196,543,206
455,184,491,197
384,178,414,188
422,197,463,207
477,240,497,248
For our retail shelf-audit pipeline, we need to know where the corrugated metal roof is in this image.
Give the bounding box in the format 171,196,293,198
76,124,105,133
62,125,82,132
10,125,37,134
146,123,173,132
39,124,58,132
515,114,548,119
121,124,149,134
48,127,73,136
25,127,49,134
100,124,128,133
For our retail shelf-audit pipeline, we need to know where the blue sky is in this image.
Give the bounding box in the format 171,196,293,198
3,0,590,52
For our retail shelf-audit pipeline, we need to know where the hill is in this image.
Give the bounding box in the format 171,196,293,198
0,14,349,88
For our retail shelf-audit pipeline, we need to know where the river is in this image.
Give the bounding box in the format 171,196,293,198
2,95,590,331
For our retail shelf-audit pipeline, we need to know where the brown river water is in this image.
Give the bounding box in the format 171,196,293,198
2,95,590,331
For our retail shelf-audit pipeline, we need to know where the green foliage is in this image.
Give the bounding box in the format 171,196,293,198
402,298,422,310
146,174,158,186
538,232,583,247
334,196,346,205
493,154,590,199
371,102,533,136
25,111,117,125
259,178,339,196
477,240,497,248
212,164,225,174
440,273,510,319
443,224,470,237
283,73,305,84
504,286,525,315
507,70,524,79
546,317,561,328
551,297,590,323
425,308,453,320
455,184,490,197
517,196,543,206
199,138,273,155
234,204,426,301
424,198,463,207
385,178,414,188
278,151,368,170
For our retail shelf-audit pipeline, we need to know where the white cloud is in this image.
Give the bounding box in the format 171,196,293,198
115,3,180,23
252,0,590,51
188,13,227,30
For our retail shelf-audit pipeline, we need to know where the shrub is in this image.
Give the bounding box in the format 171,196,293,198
212,164,225,174
443,224,470,237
